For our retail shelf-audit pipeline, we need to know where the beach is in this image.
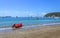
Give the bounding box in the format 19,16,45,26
0,24,60,38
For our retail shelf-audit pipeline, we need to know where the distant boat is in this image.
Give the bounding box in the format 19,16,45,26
16,16,18,18
36,17,39,20
30,16,33,18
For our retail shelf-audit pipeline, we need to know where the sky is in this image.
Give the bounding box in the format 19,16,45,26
0,0,60,17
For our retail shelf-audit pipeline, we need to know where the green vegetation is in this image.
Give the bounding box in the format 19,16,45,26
44,12,60,17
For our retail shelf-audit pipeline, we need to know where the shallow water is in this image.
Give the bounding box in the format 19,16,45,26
0,17,60,31
0,17,60,27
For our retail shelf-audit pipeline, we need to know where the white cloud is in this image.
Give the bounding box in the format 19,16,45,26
0,10,37,17
41,13,47,16
0,10,47,17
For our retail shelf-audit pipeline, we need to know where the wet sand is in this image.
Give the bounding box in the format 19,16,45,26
0,25,60,38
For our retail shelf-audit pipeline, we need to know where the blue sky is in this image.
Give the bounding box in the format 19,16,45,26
0,0,60,17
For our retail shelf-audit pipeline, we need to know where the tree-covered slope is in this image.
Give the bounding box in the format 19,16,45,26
44,12,60,17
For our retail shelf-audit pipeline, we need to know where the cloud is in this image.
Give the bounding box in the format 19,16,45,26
0,10,37,17
40,13,47,16
0,10,47,17
23,11,37,17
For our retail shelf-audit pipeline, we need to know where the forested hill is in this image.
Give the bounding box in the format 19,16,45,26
44,12,60,17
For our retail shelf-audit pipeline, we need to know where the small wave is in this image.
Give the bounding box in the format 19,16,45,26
0,26,36,31
42,22,60,26
0,27,12,30
0,26,37,31
0,23,60,31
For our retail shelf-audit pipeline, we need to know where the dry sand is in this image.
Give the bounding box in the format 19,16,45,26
0,25,60,38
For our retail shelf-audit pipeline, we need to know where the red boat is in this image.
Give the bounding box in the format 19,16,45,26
12,23,23,29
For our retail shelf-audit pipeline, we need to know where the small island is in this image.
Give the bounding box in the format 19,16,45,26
0,16,12,18
44,12,60,18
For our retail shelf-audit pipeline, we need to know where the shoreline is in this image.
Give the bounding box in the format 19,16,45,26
0,22,60,32
0,24,60,38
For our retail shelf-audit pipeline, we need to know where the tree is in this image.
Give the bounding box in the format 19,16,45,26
44,12,60,17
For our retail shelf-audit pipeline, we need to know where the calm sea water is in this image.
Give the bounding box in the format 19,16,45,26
0,17,60,28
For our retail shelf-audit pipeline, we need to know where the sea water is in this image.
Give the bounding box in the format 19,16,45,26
0,17,60,31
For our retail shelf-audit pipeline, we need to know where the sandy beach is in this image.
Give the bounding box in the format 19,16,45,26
0,25,60,38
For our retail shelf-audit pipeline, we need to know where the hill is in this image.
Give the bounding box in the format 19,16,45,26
44,12,60,17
